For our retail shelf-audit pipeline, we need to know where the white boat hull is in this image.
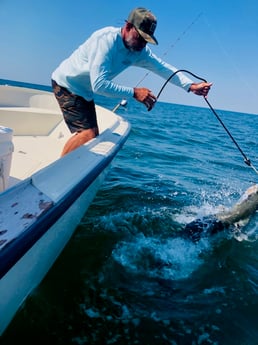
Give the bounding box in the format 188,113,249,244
0,170,107,334
0,84,130,335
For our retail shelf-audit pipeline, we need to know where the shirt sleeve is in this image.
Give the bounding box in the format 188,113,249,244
88,35,134,99
135,48,193,92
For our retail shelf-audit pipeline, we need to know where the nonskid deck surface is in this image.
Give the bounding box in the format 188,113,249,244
0,181,53,250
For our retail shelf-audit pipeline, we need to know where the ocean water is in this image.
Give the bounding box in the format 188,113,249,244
1,80,258,344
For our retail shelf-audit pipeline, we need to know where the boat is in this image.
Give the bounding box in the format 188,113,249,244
0,82,131,335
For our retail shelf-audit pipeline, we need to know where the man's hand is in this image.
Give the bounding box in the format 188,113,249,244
189,82,212,98
133,87,157,111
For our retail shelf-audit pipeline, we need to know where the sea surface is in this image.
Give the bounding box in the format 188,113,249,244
1,80,258,345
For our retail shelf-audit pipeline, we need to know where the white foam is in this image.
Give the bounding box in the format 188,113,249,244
112,233,206,281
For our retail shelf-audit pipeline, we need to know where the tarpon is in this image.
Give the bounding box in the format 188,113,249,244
183,184,258,242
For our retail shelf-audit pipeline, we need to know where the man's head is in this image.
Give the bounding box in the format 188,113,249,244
122,8,158,52
127,7,158,45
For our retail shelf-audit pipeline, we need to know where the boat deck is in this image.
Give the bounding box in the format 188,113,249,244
0,181,53,250
9,122,69,184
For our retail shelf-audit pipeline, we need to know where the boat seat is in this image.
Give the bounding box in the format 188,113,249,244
0,106,62,136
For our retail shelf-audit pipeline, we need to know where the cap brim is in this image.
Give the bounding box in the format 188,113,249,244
137,29,158,45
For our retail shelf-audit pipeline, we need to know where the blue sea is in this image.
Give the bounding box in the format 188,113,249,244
1,80,258,344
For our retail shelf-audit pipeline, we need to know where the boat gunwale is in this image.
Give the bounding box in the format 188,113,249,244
0,125,130,279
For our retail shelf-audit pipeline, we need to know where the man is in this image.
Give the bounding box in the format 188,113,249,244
52,7,212,156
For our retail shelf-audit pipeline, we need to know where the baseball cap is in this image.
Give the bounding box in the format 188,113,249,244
127,7,158,45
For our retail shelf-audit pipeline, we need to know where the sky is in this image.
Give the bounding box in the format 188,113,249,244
0,0,257,114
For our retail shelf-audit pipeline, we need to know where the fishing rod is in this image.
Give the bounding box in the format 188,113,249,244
112,99,127,112
156,69,258,175
135,12,203,88
113,13,203,112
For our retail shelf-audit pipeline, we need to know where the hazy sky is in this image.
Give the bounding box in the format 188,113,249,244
1,0,257,114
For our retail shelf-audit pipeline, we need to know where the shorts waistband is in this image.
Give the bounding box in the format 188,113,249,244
51,79,72,96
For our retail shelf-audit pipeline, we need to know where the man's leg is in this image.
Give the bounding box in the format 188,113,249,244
51,80,99,156
61,127,99,156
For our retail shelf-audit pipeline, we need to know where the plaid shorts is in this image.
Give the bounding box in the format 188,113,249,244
51,80,97,133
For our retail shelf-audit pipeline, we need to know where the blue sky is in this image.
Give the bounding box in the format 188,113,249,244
1,0,257,114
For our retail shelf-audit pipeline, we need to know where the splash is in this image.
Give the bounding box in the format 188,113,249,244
112,233,206,281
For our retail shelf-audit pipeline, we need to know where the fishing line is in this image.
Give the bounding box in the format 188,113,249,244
156,69,258,175
202,14,256,101
134,12,203,88
112,12,202,112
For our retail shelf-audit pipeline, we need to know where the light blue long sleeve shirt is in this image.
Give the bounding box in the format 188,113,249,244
52,26,193,101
